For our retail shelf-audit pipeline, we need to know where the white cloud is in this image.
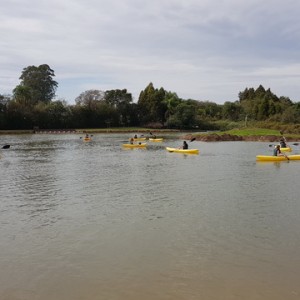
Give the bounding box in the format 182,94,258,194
1,0,300,103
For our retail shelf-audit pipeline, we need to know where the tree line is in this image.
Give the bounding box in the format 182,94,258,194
1,64,300,130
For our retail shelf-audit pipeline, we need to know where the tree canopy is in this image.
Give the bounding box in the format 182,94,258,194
13,64,58,105
1,66,300,130
238,85,295,122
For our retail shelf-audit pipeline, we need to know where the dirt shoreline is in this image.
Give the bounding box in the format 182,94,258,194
182,133,300,142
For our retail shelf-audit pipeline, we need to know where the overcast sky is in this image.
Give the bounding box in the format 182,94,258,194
1,0,300,104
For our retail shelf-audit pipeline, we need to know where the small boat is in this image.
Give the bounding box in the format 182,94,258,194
132,137,146,141
84,137,91,142
149,138,163,142
166,147,199,154
123,143,147,148
280,147,292,152
256,154,300,161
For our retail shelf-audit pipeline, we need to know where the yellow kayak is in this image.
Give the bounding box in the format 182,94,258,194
166,147,199,154
123,143,147,148
132,137,146,141
256,154,300,161
149,138,163,142
84,137,91,142
280,147,292,152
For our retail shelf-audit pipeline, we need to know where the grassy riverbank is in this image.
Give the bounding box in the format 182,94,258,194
2,127,300,140
218,128,300,139
184,127,300,142
222,128,281,136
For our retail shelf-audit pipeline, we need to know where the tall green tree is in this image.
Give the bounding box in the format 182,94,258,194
12,85,32,106
104,89,132,108
73,89,121,128
14,64,58,105
222,101,243,121
163,92,182,123
166,100,198,129
238,85,295,121
138,83,168,126
197,101,222,120
0,95,8,129
104,89,135,126
6,100,34,129
75,90,105,107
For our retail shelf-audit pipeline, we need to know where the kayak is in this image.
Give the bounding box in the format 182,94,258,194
166,147,199,154
123,143,147,148
149,138,163,142
84,137,91,142
280,147,292,152
132,137,146,141
256,154,300,161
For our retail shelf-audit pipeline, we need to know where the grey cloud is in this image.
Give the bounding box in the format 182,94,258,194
1,0,300,103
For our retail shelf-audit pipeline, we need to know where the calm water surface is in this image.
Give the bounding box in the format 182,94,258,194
1,133,300,300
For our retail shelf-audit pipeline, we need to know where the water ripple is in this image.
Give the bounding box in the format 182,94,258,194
1,136,300,299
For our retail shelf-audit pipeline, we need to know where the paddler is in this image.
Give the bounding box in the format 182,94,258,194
182,141,188,149
273,145,282,156
279,131,288,147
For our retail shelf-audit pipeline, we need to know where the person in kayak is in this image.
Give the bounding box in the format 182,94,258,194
182,141,188,149
273,145,282,156
130,138,134,144
279,138,287,148
279,131,288,147
134,134,138,138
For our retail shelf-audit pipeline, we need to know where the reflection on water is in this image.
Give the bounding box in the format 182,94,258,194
1,134,300,300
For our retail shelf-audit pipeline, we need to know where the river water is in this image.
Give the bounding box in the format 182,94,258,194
1,133,300,300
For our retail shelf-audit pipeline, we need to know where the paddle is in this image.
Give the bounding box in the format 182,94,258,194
2,145,10,149
269,143,298,147
179,137,196,148
278,131,290,160
283,153,290,161
149,132,158,139
279,130,289,146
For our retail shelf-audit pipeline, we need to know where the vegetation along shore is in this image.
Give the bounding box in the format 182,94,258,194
1,64,300,134
183,128,300,142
